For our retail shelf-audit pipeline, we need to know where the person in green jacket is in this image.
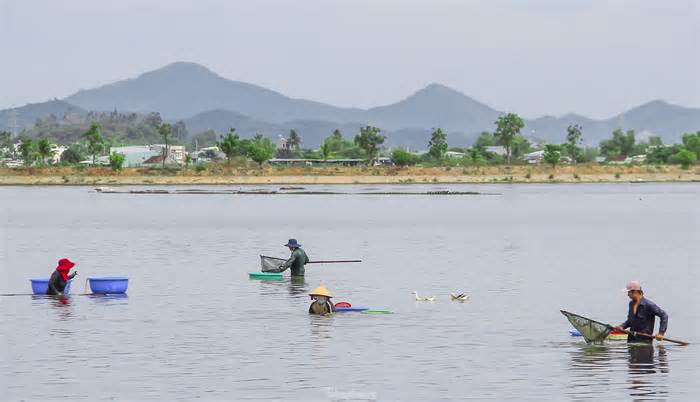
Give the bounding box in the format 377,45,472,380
281,238,309,276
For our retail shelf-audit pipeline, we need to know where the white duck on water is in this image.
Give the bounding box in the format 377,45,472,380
450,293,470,302
413,291,436,302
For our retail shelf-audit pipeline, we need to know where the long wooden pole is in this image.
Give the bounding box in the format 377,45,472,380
615,327,689,346
307,260,362,264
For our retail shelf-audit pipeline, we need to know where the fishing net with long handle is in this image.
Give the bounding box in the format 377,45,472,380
560,310,613,344
260,255,288,273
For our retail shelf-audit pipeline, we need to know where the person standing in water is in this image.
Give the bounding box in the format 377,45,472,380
47,258,78,296
308,286,335,315
616,280,668,343
280,238,309,277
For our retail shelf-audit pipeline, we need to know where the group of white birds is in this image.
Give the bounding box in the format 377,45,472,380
412,291,470,302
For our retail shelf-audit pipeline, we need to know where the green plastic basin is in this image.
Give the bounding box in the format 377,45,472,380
248,272,284,280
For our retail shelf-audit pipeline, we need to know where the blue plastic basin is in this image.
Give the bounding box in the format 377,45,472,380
335,306,369,312
88,277,129,294
30,278,72,295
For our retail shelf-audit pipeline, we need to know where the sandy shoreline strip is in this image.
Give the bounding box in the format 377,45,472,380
1,165,697,185
1,174,698,185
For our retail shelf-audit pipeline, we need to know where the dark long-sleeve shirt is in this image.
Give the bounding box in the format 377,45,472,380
282,248,309,276
621,297,668,342
47,271,69,295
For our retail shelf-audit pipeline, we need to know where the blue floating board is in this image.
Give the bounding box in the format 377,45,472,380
335,306,369,312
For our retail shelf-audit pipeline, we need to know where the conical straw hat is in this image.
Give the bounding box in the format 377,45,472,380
309,285,332,298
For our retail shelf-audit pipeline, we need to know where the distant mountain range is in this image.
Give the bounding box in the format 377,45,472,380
2,62,699,148
0,99,85,131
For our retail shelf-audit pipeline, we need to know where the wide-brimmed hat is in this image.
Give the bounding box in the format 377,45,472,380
623,280,642,292
309,285,332,298
56,258,75,271
284,239,301,248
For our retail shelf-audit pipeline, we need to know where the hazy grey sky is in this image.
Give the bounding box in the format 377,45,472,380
1,0,698,118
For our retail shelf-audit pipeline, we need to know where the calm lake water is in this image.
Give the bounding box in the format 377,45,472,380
1,183,698,401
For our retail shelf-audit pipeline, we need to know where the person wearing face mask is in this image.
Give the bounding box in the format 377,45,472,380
308,286,335,315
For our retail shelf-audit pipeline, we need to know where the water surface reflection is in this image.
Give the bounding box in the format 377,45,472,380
567,343,670,400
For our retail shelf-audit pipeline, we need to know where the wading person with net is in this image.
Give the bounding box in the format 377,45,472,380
278,238,309,277
615,280,668,344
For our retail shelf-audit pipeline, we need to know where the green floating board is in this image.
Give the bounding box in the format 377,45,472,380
248,272,284,280
360,310,393,315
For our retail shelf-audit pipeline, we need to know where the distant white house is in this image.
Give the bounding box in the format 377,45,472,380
191,146,224,162
522,150,544,164
276,135,289,150
1,159,23,168
150,144,186,163
628,155,646,163
445,151,465,159
50,145,67,164
110,146,160,167
79,155,110,166
267,158,396,167
485,146,507,156
110,144,187,167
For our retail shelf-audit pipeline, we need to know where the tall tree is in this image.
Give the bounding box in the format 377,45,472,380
144,112,163,129
331,129,343,143
158,123,172,168
600,129,635,157
564,124,583,164
218,129,241,164
474,132,497,148
0,131,11,149
466,146,486,166
354,126,385,164
648,136,663,147
682,131,700,155
319,143,332,161
510,135,532,159
391,148,419,166
109,152,126,171
287,129,301,150
428,128,448,160
543,144,561,168
61,145,84,164
36,138,54,165
494,113,524,164
247,135,276,166
172,120,188,141
673,148,697,169
82,122,104,165
322,129,363,159
18,137,36,166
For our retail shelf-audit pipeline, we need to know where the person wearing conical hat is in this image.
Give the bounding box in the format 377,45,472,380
280,238,309,277
309,285,335,315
